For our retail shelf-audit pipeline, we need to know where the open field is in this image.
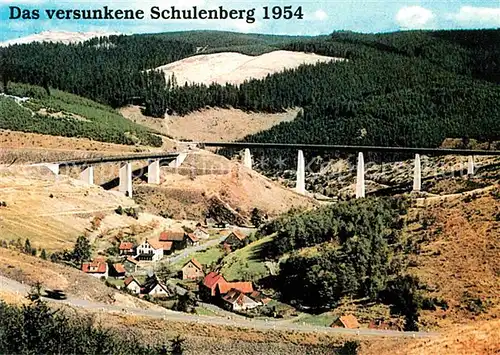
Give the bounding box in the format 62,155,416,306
362,319,500,355
0,165,135,250
154,50,344,86
220,235,274,282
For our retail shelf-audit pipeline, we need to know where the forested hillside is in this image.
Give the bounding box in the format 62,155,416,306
0,83,161,146
1,29,499,157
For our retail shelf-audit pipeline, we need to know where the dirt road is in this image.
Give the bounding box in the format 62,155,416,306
0,274,437,338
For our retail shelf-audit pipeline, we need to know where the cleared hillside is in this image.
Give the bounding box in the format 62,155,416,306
120,105,300,142
0,165,138,250
154,50,343,86
133,150,316,223
408,188,500,328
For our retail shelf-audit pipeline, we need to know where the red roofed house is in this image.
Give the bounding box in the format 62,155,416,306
110,263,126,278
123,276,141,294
217,281,254,295
222,230,247,251
222,289,262,311
82,258,108,279
182,258,204,280
331,314,360,329
201,272,228,300
118,241,135,256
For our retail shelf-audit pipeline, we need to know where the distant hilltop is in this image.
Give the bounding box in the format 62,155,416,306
0,30,120,47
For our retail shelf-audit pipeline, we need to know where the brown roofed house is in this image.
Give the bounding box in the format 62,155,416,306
222,289,262,311
186,233,199,247
331,314,360,329
193,227,210,240
110,263,126,278
182,258,204,280
159,230,188,250
222,230,247,251
123,276,141,294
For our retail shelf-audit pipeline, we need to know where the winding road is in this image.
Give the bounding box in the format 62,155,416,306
0,274,437,339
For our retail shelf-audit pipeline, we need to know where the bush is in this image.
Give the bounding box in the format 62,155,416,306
0,299,179,354
337,341,360,355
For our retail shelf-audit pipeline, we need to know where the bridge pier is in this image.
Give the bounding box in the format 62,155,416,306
79,166,94,185
148,159,160,184
467,155,474,176
296,150,306,194
243,148,252,169
356,152,365,198
413,154,421,192
169,152,188,169
119,162,133,197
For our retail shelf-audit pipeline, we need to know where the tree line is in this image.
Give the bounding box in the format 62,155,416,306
0,298,184,354
256,197,441,330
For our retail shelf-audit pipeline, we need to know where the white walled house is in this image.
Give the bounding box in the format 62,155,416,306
136,239,164,262
124,276,141,294
193,227,210,240
81,258,108,279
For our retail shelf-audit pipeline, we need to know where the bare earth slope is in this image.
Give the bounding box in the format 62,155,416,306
408,187,500,328
362,320,499,355
120,106,300,142
155,50,344,86
134,150,316,223
0,165,136,250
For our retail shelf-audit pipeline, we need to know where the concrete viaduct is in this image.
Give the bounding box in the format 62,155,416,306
31,143,500,199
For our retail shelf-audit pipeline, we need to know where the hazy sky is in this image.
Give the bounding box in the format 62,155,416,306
1,0,499,41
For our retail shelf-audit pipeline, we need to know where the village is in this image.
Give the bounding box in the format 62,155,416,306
80,221,273,314
76,218,396,331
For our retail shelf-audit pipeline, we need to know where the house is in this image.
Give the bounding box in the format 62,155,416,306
217,281,254,295
110,263,126,279
123,276,141,294
159,241,173,256
201,272,228,299
193,227,210,240
331,315,360,329
123,256,139,274
186,233,199,247
82,257,108,279
136,239,164,262
182,258,204,280
159,231,188,250
118,241,135,256
222,230,247,250
141,275,171,297
222,289,262,311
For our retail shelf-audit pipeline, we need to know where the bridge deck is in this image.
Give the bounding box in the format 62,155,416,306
55,152,179,166
201,142,500,156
